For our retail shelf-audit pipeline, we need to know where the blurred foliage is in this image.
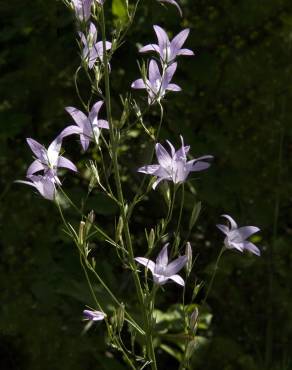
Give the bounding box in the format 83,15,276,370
1,0,292,369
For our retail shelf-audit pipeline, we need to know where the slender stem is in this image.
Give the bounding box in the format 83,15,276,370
100,8,157,369
201,247,225,307
175,183,185,237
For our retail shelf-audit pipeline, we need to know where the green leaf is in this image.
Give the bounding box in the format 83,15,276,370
112,0,128,23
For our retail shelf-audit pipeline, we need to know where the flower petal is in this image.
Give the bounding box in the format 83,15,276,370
58,156,77,172
216,224,229,235
169,274,185,286
27,160,45,176
149,59,161,85
139,44,160,54
235,226,260,240
166,255,187,276
177,48,194,56
96,119,109,129
59,125,83,139
156,244,169,267
170,29,190,54
65,106,88,128
153,25,170,50
166,83,181,91
221,214,238,230
155,143,172,167
243,242,261,256
135,257,155,273
138,164,160,175
26,138,45,160
131,78,146,89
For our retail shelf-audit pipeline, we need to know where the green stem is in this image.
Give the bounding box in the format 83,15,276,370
100,8,157,369
201,246,225,307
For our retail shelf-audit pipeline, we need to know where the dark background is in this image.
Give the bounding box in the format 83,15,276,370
1,0,292,369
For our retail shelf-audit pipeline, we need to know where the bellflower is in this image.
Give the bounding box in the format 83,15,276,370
135,244,187,286
216,214,261,256
83,309,106,321
138,135,213,189
157,0,182,16
16,174,56,201
71,0,93,22
79,22,112,69
131,59,181,104
140,25,194,64
26,137,77,184
60,101,109,151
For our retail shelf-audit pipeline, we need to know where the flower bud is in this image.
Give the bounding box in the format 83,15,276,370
185,242,192,276
148,228,155,251
189,307,199,332
189,201,201,231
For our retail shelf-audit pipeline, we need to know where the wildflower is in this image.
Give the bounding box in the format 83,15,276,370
60,101,109,151
216,214,261,256
138,135,213,189
71,0,93,22
131,59,181,104
83,309,106,321
16,174,56,201
135,243,187,286
157,0,182,16
26,137,77,184
140,25,194,64
79,22,112,69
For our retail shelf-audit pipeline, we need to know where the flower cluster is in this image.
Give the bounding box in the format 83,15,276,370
132,25,194,104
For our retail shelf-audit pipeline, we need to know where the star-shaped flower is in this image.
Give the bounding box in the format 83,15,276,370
83,309,106,321
16,174,56,201
71,0,93,22
140,25,194,64
138,135,213,189
131,59,181,104
26,137,77,184
79,22,112,69
216,214,261,256
135,244,187,286
157,0,182,17
60,101,109,151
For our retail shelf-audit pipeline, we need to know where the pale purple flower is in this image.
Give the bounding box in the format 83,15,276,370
60,101,109,151
83,309,106,321
216,214,261,256
131,59,181,104
140,25,194,64
79,22,112,69
71,0,93,21
138,135,213,189
16,174,56,201
26,137,77,184
157,0,182,16
135,244,187,286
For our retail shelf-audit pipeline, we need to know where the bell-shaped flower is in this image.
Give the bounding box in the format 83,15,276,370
16,174,56,201
60,101,109,151
26,137,77,184
131,59,181,104
83,309,106,321
135,244,187,286
140,25,194,64
71,0,93,22
157,0,182,16
79,22,112,69
138,135,213,189
216,214,261,256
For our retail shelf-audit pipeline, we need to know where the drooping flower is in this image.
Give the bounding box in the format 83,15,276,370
83,309,106,321
26,137,77,184
60,101,109,151
131,59,181,104
216,214,261,256
16,174,56,201
140,25,194,64
71,0,93,22
135,244,187,286
157,0,182,16
138,135,213,189
79,22,112,69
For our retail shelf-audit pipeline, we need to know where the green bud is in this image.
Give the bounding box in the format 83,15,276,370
185,339,196,360
185,242,192,276
148,228,155,251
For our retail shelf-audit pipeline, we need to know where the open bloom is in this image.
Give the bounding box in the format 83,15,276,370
16,174,56,201
216,214,261,256
157,0,182,16
135,244,187,286
83,309,106,321
138,135,213,189
26,137,77,184
140,25,194,64
60,101,109,151
79,22,112,69
131,59,181,104
71,0,93,21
